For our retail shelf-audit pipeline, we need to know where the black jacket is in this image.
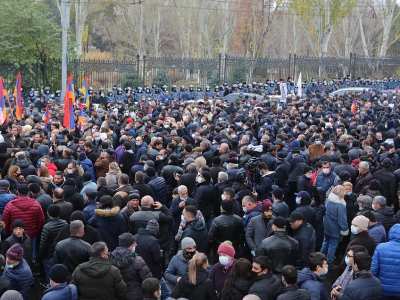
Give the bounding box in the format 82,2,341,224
54,237,91,272
374,207,397,232
1,234,32,265
172,269,217,300
346,231,376,256
277,286,310,300
221,278,252,300
182,218,209,253
293,205,316,229
39,217,67,260
134,228,162,278
194,183,219,221
291,223,316,268
52,223,101,249
340,271,382,300
256,231,299,273
249,273,282,300
111,247,152,300
53,200,74,222
208,213,244,250
374,168,397,207
72,257,127,300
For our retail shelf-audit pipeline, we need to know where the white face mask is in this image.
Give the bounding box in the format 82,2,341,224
196,175,205,184
221,194,227,201
219,255,231,266
345,255,351,266
319,266,328,276
351,225,360,235
242,207,248,213
295,197,302,205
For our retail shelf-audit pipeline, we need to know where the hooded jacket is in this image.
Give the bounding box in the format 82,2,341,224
371,224,400,296
172,268,217,300
297,268,329,300
4,259,33,300
181,217,208,253
72,257,127,300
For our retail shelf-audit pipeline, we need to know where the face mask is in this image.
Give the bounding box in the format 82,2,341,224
5,264,15,269
131,246,136,254
136,142,142,146
295,197,302,205
221,194,227,201
319,266,328,276
219,255,232,266
196,176,205,184
322,168,330,175
183,250,195,260
351,225,360,235
242,207,248,213
345,255,351,266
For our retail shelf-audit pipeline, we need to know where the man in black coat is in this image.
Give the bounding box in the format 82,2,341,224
53,220,91,272
256,217,299,273
277,265,310,300
194,169,219,225
288,212,316,269
181,205,208,253
249,256,282,300
374,158,398,211
208,199,244,253
134,220,162,278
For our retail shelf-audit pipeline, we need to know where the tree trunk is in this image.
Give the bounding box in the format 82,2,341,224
75,0,88,58
379,1,395,57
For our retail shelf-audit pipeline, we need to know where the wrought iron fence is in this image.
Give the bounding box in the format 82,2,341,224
2,53,400,89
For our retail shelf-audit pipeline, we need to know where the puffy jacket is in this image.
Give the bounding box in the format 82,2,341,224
39,217,67,260
256,231,299,273
54,237,91,272
148,176,168,204
323,193,348,238
80,158,96,181
72,257,127,300
368,223,386,244
41,283,78,300
172,268,217,300
248,272,282,300
245,215,273,251
276,286,310,300
291,223,316,268
90,207,127,251
297,268,329,300
0,192,15,216
3,196,45,238
164,251,189,291
340,271,382,300
53,200,74,222
371,224,400,296
181,218,208,253
4,259,33,300
111,247,152,300
208,213,244,250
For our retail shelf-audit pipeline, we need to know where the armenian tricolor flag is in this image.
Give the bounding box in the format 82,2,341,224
63,74,75,129
0,78,7,125
81,78,90,110
14,72,24,120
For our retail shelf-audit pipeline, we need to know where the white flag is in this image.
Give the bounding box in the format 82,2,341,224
280,82,288,103
297,72,302,98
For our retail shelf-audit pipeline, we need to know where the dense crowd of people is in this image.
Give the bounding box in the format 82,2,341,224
0,79,399,300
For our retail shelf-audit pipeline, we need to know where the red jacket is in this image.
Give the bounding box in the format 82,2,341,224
3,196,45,238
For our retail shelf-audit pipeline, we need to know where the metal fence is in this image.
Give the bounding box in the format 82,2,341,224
2,53,400,89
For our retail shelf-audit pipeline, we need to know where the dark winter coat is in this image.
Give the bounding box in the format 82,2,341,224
164,251,189,291
53,200,74,222
194,183,219,221
245,215,273,251
373,207,397,232
111,247,152,300
1,234,32,265
291,223,316,268
54,237,91,272
41,283,78,300
72,257,127,300
373,168,397,207
346,231,376,256
39,217,67,260
4,259,33,300
181,218,208,253
209,262,233,298
256,231,299,273
172,268,217,300
297,268,329,300
340,271,382,300
208,213,244,250
248,272,282,300
134,228,162,278
220,278,252,300
276,286,311,300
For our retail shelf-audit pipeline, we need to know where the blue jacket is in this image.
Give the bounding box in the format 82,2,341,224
164,251,189,291
371,223,400,296
41,283,78,300
297,268,329,300
243,205,262,228
316,172,339,193
4,259,33,300
340,271,382,300
368,223,387,244
0,193,15,216
323,193,348,238
79,158,96,181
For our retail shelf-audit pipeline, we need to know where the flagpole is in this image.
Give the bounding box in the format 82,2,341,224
61,0,71,104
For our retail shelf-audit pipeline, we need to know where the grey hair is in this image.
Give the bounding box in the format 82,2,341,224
218,171,229,182
359,161,369,170
357,195,373,209
373,196,386,207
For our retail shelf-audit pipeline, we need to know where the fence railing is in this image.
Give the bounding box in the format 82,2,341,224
1,53,400,89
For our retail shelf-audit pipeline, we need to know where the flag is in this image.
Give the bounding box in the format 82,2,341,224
42,105,50,124
81,78,90,109
78,108,88,127
297,72,302,98
0,78,7,125
14,72,24,120
63,74,75,129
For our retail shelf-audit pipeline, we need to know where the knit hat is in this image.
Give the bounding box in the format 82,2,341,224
0,290,23,300
181,237,196,249
49,264,70,283
217,242,235,258
6,244,24,261
0,180,10,192
352,215,369,231
261,199,272,212
146,219,159,235
118,232,136,248
12,219,24,230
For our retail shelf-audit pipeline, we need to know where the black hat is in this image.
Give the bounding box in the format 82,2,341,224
12,219,25,229
118,232,136,248
49,264,70,283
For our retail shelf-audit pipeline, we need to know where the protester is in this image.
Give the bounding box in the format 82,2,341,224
277,265,310,300
41,264,78,300
220,258,253,300
248,256,281,300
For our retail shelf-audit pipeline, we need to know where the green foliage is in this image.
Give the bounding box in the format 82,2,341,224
0,0,62,66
